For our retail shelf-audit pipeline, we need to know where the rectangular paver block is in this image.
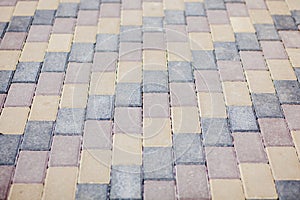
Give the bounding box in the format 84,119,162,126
76,184,107,200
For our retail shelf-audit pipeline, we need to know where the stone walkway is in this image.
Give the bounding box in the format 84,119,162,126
1,0,300,199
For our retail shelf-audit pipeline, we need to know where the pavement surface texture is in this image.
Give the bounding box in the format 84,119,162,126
0,0,300,199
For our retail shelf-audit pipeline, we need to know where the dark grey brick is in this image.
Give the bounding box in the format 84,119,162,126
120,26,142,42
201,118,233,147
228,106,259,132
168,61,193,82
205,0,226,10
173,134,204,164
13,62,41,83
56,3,78,18
143,70,168,93
192,50,217,69
79,0,100,10
143,147,173,179
292,10,300,25
143,17,163,32
33,10,56,25
235,33,260,50
185,3,205,16
42,52,68,72
165,10,185,25
252,93,283,118
214,42,239,61
55,108,85,135
7,16,32,32
273,15,297,30
0,70,13,93
224,0,245,2
95,34,119,52
0,135,21,165
115,83,141,107
86,95,114,120
276,181,300,200
295,68,300,83
69,43,94,63
110,165,141,199
76,184,108,200
274,80,300,104
0,22,8,38
21,121,53,151
254,24,280,41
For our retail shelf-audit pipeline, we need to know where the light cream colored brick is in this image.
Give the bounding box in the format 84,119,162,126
13,1,37,16
0,107,29,135
210,179,244,200
198,92,227,118
8,184,43,200
29,96,60,121
74,26,97,43
20,43,48,62
222,82,252,106
267,59,297,80
47,34,73,52
60,84,89,108
117,62,142,83
143,50,167,70
0,50,21,70
171,107,201,134
89,72,116,95
230,17,255,32
97,18,120,34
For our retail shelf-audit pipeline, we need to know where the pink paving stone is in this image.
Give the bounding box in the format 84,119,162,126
122,0,142,9
99,3,121,18
218,61,245,81
176,165,210,200
114,107,142,134
144,181,176,200
13,151,48,183
165,25,188,42
187,16,210,32
65,63,91,84
27,25,52,42
143,93,170,118
119,42,142,61
0,0,17,6
282,105,300,130
143,32,166,50
49,136,81,167
258,118,294,146
233,132,268,163
35,72,64,95
0,32,27,50
240,51,267,70
245,0,267,9
4,83,35,107
207,10,230,24
52,18,76,34
0,166,14,200
206,147,240,179
226,3,249,17
92,52,118,72
194,70,222,92
279,31,300,48
77,10,99,25
260,41,288,59
83,120,112,149
170,82,197,107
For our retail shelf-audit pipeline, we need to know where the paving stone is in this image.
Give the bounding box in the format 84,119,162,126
69,43,94,63
65,63,91,84
29,95,60,121
194,70,222,92
56,3,78,17
0,70,13,93
276,181,300,200
144,181,176,200
143,32,165,50
117,61,142,83
279,31,300,48
273,15,297,30
0,94,6,112
235,33,260,50
86,95,114,120
240,51,266,70
120,26,142,42
255,24,280,40
201,118,232,146
110,165,141,199
266,59,298,80
0,32,26,50
274,80,300,104
0,107,30,134
167,42,191,61
143,70,168,93
205,0,225,10
214,42,239,61
218,61,245,81
4,83,35,107
95,34,118,52
185,2,205,16
171,107,201,134
228,106,258,132
170,82,197,106
165,10,185,25
55,108,85,135
187,16,210,32
210,179,244,200
143,147,173,179
282,105,300,130
20,42,48,62
123,0,141,9
207,10,230,24
89,72,115,95
115,83,141,107
42,52,68,72
32,10,56,25
121,10,142,26
198,92,227,118
173,134,204,164
143,17,163,32
0,23,8,38
192,50,217,69
246,70,275,93
0,166,14,200
165,25,188,42
226,3,248,17
292,10,300,25
0,135,20,165
76,184,108,200
52,18,76,34
252,93,283,118
143,93,169,118
79,0,100,10
47,34,73,52
168,61,193,82
12,62,40,83
77,10,98,26
27,25,52,42
100,3,120,18
8,184,43,200
7,16,32,32
295,68,300,82
114,107,142,134
119,42,142,61
36,72,64,95
260,41,287,59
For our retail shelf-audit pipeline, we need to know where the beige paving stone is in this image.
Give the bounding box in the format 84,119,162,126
266,59,297,80
171,107,201,134
230,17,255,32
143,50,167,70
8,184,43,200
0,107,29,135
13,1,37,16
0,50,21,70
286,0,300,10
266,147,300,180
210,25,235,42
37,0,59,10
89,72,116,95
197,92,227,118
143,2,164,17
189,32,213,50
121,10,142,26
78,150,111,184
210,179,244,200
20,43,47,62
60,84,89,108
143,118,172,147
97,18,120,34
286,48,300,68
245,71,275,93
266,1,291,15
60,0,80,2
167,42,192,61
112,134,142,165
43,167,77,200
292,131,300,159
0,7,14,22
47,34,73,52
248,10,273,24
117,62,142,83
239,163,278,199
74,26,97,43
164,0,185,10
222,82,252,106
184,0,203,2
29,95,60,121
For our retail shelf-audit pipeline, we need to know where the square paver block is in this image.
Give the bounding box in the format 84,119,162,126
260,41,287,59
76,184,108,200
56,3,78,18
205,0,225,10
4,83,35,107
119,42,142,61
0,70,13,93
274,80,300,104
65,63,91,84
252,93,283,118
95,34,119,52
80,0,100,10
165,10,185,24
144,181,176,200
115,83,141,107
228,106,259,132
192,50,217,69
143,17,163,32
235,33,260,50
143,70,168,93
0,135,20,165
218,61,245,81
55,108,85,135
168,61,193,82
0,107,30,134
282,105,300,130
143,93,169,118
32,10,56,25
185,2,205,16
0,166,14,199
52,18,76,34
86,95,114,120
255,24,280,40
0,32,27,50
114,107,142,134
77,10,99,26
194,70,222,92
273,15,297,30
143,32,166,50
276,181,300,200
36,72,64,95
165,25,188,42
7,16,32,32
120,26,142,42
13,62,41,83
170,82,197,106
240,51,266,70
93,52,118,72
69,43,94,63
42,52,68,72
214,42,239,61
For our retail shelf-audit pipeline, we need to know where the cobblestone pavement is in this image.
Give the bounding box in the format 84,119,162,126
0,0,300,199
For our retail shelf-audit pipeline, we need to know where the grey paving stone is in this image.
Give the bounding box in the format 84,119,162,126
214,42,239,61
12,62,41,83
168,61,193,82
295,68,300,83
143,17,163,32
120,26,142,42
205,0,226,10
292,10,300,25
0,70,13,93
95,34,119,52
165,10,185,25
254,24,280,41
102,0,120,2
143,70,168,93
110,165,141,199
79,0,100,10
21,121,53,151
274,80,300,104
192,50,217,69
33,10,56,25
0,135,21,165
0,166,14,200
173,134,204,164
115,83,141,107
252,93,283,118
7,16,32,32
76,184,108,200
235,33,260,50
224,0,245,2
0,22,8,38
56,3,78,18
273,15,297,30
201,118,233,147
42,52,68,72
228,106,259,132
86,95,114,120
185,3,205,16
69,43,94,63
276,181,300,200
55,108,85,135
143,147,173,180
